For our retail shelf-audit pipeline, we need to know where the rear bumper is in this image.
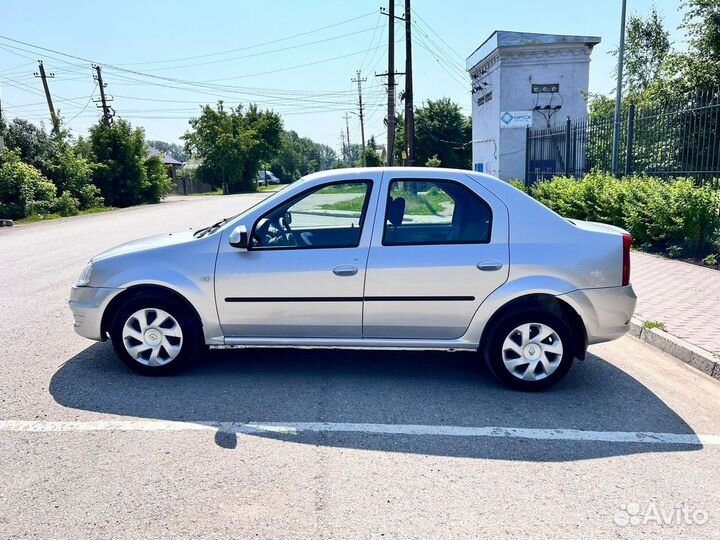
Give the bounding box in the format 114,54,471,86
558,285,637,345
68,286,123,341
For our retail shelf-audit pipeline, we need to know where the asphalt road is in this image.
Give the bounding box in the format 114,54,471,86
1,194,720,540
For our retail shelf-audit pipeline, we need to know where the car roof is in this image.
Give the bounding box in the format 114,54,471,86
304,166,508,190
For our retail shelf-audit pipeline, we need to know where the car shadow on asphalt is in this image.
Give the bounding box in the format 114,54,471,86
49,342,702,461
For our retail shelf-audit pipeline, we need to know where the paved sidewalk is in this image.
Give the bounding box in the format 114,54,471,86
632,251,720,354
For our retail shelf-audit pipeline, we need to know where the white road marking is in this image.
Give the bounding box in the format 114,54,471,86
0,420,719,445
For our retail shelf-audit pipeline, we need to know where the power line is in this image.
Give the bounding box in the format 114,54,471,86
0,34,392,93
114,10,379,67
123,26,381,73
413,32,469,91
412,23,468,80
359,11,384,73
65,84,97,125
411,8,465,62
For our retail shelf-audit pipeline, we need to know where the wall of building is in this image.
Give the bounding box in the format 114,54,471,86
468,33,599,181
471,61,501,177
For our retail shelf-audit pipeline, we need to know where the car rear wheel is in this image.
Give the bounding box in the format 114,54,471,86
484,310,574,391
110,293,202,375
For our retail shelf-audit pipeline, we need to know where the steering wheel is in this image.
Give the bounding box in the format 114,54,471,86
278,212,296,246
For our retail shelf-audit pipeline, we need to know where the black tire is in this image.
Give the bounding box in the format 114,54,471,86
483,309,575,391
110,292,203,375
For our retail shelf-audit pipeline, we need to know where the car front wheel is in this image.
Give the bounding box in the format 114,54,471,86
484,310,574,391
110,294,202,375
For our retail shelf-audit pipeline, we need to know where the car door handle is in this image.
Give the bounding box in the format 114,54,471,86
477,260,503,271
332,265,358,277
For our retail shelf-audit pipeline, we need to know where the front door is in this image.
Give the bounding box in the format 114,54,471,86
363,174,509,339
215,179,376,338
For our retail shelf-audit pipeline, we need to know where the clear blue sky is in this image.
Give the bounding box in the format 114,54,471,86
0,0,685,155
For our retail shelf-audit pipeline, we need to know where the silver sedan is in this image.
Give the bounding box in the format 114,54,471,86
69,167,637,390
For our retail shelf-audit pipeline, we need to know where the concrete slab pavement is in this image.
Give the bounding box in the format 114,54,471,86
632,251,720,354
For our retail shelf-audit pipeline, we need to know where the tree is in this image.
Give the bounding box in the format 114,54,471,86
147,140,187,162
89,119,171,207
1,119,52,171
269,130,337,181
343,143,362,166
673,0,720,91
357,146,383,167
611,7,670,96
425,154,442,167
414,98,471,169
683,0,720,63
183,102,283,193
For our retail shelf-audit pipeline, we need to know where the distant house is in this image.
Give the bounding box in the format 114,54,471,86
148,146,183,182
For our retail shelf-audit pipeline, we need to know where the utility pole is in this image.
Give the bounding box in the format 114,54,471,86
93,65,114,126
343,112,352,164
378,2,404,166
611,0,627,175
0,86,4,152
34,61,59,135
340,129,347,163
404,0,416,166
351,70,367,165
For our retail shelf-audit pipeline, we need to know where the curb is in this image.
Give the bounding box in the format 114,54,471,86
630,317,720,380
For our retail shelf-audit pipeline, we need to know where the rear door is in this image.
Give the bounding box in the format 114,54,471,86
362,171,509,339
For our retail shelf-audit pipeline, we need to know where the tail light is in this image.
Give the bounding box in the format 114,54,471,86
622,234,632,286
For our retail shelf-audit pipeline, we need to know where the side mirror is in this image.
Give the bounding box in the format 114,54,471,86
228,225,249,249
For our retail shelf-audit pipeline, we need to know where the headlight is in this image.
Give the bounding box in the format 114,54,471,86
76,264,94,287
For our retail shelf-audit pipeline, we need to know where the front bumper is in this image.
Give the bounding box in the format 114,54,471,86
558,284,638,345
68,286,124,341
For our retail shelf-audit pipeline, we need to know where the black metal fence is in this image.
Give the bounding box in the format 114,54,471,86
525,89,720,187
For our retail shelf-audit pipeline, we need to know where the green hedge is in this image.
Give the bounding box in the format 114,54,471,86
514,173,720,259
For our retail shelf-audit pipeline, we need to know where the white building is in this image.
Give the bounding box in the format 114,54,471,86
466,31,601,181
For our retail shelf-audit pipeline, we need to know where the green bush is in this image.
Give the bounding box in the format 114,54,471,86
143,156,175,204
44,143,104,210
532,176,585,218
0,150,59,219
528,173,720,258
508,179,529,194
52,191,81,217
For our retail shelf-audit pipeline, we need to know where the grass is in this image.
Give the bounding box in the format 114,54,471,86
189,189,223,196
332,183,368,194
321,196,365,213
321,188,454,216
188,185,284,196
16,206,117,224
642,320,668,332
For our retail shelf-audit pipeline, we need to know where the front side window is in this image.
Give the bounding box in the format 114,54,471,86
252,180,372,249
383,179,492,246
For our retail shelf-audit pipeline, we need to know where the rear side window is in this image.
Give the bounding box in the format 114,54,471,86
382,179,492,246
